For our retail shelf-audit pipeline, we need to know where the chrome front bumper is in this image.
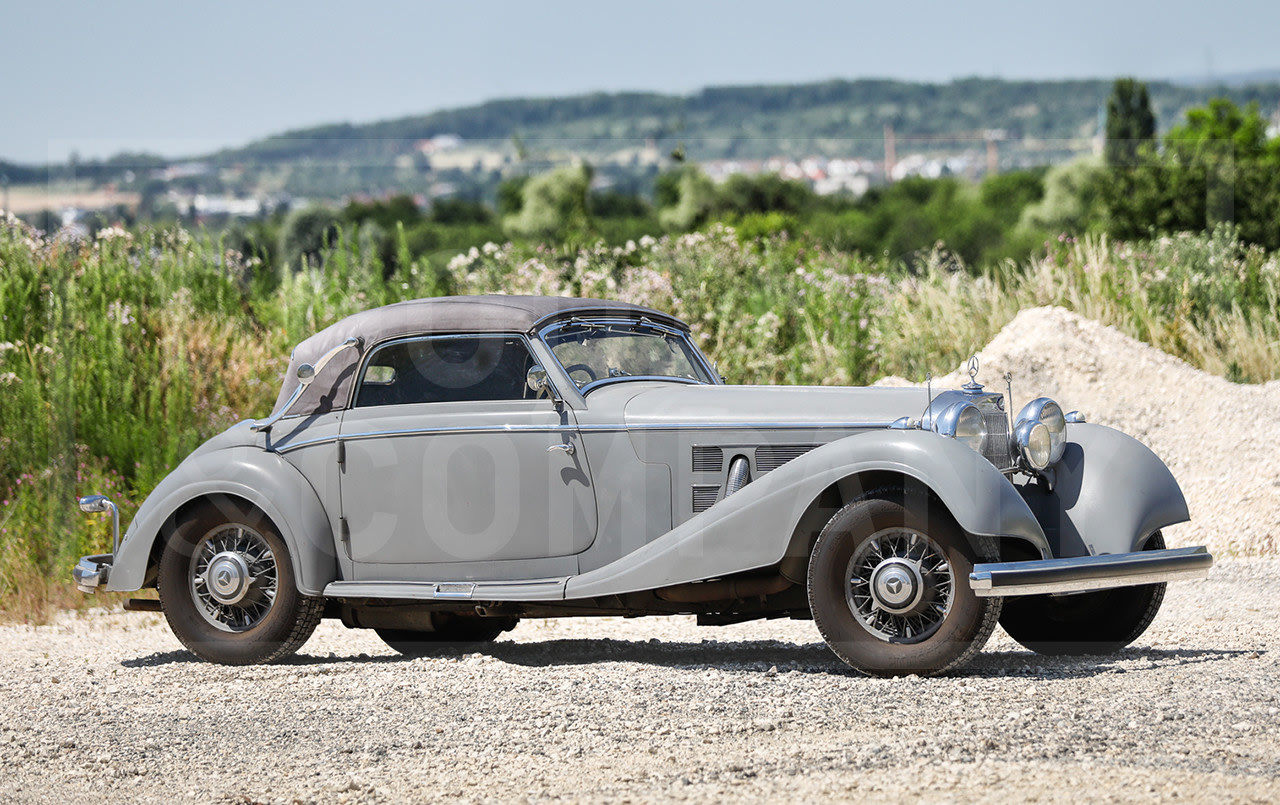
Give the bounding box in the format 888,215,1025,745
970,546,1213,597
74,554,113,594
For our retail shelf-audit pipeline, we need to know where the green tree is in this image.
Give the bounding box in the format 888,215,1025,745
1019,157,1107,234
280,205,341,271
713,173,814,217
1102,79,1161,240
502,164,593,241
1161,99,1280,249
1104,78,1156,168
657,166,716,231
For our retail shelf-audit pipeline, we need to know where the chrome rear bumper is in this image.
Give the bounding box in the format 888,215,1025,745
969,546,1212,597
74,554,113,594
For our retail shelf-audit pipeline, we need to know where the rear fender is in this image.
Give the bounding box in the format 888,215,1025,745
565,429,1047,599
104,446,338,595
1017,422,1189,558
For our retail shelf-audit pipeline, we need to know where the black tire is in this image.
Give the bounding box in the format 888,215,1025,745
376,613,519,658
999,532,1168,656
157,498,323,665
807,488,1002,677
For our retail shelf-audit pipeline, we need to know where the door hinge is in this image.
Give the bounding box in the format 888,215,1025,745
337,440,346,469
339,516,350,550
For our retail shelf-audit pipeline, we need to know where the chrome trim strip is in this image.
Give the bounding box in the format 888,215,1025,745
274,420,895,454
607,421,893,432
578,375,703,395
324,577,569,602
969,546,1213,597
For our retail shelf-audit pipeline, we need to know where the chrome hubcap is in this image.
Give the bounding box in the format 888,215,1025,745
190,525,278,633
846,528,954,643
205,551,252,605
870,558,923,613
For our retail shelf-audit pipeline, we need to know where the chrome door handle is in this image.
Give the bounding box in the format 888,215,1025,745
547,442,576,456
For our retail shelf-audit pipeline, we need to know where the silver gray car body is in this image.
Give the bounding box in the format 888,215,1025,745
74,295,1211,671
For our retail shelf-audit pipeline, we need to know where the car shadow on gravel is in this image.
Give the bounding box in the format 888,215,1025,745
962,646,1252,679
473,640,1251,677
121,650,405,668
121,642,1251,677
482,638,847,671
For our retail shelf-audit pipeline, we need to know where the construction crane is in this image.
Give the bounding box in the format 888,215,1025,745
882,124,1007,181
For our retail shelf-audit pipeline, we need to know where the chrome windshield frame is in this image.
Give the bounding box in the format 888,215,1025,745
536,316,720,394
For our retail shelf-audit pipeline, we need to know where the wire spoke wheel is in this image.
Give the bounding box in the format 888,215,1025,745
846,528,953,643
808,488,1001,677
189,524,279,633
158,498,322,665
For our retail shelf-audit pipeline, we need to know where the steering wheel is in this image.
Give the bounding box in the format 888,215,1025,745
563,363,598,385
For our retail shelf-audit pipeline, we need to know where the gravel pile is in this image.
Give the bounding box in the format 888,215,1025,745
4,560,1278,804
878,306,1280,557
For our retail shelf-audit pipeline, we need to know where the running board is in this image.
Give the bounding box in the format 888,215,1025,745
970,546,1213,597
323,577,569,602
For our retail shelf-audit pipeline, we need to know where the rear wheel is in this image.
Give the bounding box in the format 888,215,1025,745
807,488,1002,677
157,498,322,665
376,613,519,658
999,532,1168,656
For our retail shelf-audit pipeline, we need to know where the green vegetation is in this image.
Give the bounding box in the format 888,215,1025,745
3,89,1280,618
3,207,1278,618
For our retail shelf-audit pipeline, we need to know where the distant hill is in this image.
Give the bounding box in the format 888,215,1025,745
12,76,1280,206
1169,68,1280,88
210,76,1280,167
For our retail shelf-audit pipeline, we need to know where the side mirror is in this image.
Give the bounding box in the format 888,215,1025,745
296,363,317,387
526,365,551,395
78,494,112,514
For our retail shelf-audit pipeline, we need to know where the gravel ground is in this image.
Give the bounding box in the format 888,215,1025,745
4,559,1278,804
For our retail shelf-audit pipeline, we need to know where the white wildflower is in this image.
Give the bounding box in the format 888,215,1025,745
95,226,132,244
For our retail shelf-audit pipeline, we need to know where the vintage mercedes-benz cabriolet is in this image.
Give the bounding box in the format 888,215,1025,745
74,295,1212,675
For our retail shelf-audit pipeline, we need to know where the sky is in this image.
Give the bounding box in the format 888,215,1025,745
4,0,1279,164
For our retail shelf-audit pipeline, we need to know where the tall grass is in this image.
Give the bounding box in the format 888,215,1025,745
1,215,1276,619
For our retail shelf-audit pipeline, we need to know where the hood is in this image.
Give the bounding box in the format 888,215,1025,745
620,384,934,429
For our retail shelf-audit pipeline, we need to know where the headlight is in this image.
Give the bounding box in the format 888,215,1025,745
1015,397,1067,467
935,402,986,453
1015,420,1052,470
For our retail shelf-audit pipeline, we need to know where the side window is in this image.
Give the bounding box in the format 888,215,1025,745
355,335,536,407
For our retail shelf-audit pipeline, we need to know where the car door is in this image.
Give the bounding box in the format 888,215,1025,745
337,333,597,573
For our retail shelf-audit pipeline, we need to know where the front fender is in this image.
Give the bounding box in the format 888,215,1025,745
565,429,1047,599
105,446,338,595
1017,422,1189,558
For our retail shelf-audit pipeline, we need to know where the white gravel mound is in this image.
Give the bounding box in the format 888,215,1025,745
878,306,1280,557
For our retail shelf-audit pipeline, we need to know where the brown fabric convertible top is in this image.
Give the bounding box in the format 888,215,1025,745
270,295,683,417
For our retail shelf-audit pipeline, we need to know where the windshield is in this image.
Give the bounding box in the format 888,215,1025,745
541,319,716,390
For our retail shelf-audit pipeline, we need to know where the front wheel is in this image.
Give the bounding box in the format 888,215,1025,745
157,498,322,665
807,489,1002,677
998,532,1168,656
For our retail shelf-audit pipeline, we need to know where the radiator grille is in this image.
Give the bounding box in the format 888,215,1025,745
981,412,1015,471
755,444,819,473
692,485,721,513
692,446,724,473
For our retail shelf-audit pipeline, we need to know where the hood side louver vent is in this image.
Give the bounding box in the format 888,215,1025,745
755,445,819,473
692,485,721,513
692,446,724,473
